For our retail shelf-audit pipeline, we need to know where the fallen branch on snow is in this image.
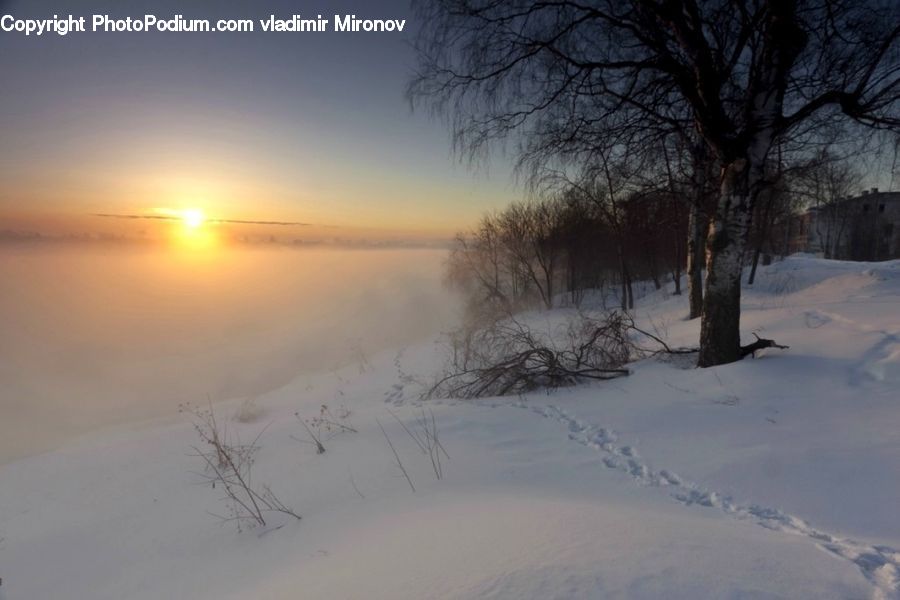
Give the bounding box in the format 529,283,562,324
740,333,790,358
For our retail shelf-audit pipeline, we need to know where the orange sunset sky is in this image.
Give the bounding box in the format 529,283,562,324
0,0,518,244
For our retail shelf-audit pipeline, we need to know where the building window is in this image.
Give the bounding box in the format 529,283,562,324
863,204,870,213
879,204,885,213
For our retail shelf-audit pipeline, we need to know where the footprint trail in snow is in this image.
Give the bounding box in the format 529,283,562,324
519,402,900,599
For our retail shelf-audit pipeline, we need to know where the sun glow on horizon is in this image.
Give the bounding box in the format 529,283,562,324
182,208,206,229
152,207,207,228
151,207,218,253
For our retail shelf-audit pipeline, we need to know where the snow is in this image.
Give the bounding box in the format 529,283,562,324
1,255,899,599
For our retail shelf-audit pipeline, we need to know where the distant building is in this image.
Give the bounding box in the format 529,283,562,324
782,189,900,261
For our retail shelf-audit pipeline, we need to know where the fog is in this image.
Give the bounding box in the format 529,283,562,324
0,245,458,463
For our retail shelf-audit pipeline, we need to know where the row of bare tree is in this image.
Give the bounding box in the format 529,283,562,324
445,185,687,320
446,137,875,325
410,0,899,367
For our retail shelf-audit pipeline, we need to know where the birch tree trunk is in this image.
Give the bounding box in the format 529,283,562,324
697,0,801,366
697,159,753,366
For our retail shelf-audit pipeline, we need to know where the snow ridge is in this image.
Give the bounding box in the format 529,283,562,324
522,402,900,599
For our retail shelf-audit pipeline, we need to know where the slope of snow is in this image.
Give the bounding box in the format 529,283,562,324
0,256,898,599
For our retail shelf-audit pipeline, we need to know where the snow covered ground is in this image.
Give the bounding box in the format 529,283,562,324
1,255,898,599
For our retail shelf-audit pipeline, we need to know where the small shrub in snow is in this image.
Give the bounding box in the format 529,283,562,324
376,417,416,492
293,404,357,454
181,402,300,531
386,407,448,481
309,404,356,436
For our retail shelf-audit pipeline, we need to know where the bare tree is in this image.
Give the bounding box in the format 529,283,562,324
551,165,641,311
746,150,795,285
448,196,577,313
794,150,864,258
498,200,565,309
410,0,900,366
555,190,602,306
445,214,515,319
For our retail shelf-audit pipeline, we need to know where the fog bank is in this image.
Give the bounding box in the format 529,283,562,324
0,246,457,463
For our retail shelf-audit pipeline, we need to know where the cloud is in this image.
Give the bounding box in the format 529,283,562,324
93,213,313,226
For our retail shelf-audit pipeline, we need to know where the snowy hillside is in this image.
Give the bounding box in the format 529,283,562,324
1,256,898,599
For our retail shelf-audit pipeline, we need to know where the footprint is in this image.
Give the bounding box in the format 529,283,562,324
518,401,900,597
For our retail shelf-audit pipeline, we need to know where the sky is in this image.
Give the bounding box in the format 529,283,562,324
0,0,519,242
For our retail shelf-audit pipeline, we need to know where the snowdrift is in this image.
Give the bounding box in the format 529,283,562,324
0,256,898,599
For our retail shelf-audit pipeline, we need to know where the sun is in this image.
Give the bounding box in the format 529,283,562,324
149,207,218,252
182,209,206,229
